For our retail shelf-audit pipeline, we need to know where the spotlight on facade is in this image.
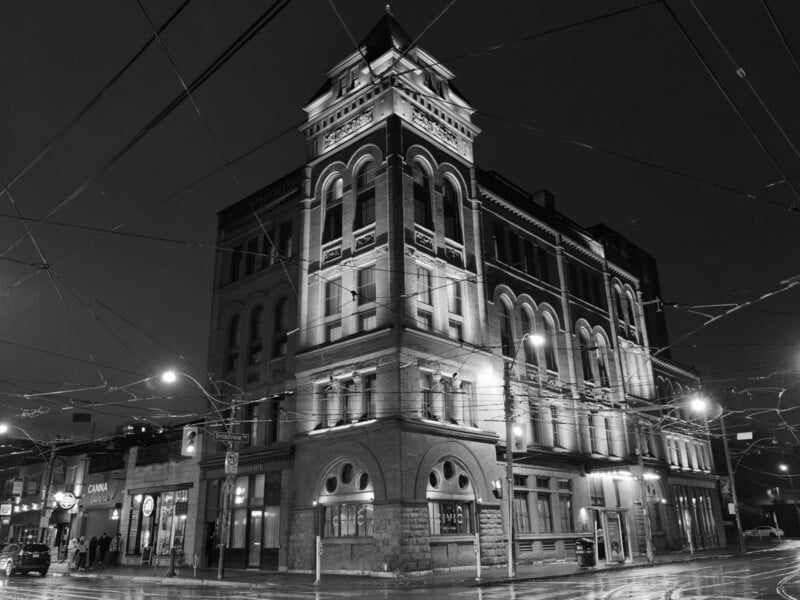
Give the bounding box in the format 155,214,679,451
491,478,503,499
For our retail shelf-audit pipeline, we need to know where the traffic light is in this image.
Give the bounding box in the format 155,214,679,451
181,425,198,456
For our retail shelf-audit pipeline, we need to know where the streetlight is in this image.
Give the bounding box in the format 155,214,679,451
161,370,237,581
503,332,545,578
779,464,800,535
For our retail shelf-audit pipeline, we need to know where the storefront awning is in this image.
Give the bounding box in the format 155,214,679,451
128,482,193,495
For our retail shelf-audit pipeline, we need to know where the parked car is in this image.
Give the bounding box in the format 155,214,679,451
743,525,784,538
0,543,50,576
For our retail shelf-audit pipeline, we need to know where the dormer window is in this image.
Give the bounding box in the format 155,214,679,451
423,70,445,98
337,67,361,98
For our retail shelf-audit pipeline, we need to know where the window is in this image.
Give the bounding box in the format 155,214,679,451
421,372,434,419
529,400,541,444
513,492,531,533
537,493,553,533
417,310,433,330
361,374,376,419
521,311,538,366
357,267,376,304
262,229,275,268
604,413,615,456
551,406,561,447
416,266,433,305
535,476,550,489
447,279,462,315
338,379,355,424
247,306,263,367
493,223,507,262
613,288,627,337
412,163,433,229
354,161,376,230
558,495,574,532
358,310,376,331
245,238,258,275
499,299,514,357
273,299,288,357
323,177,343,243
442,178,462,242
447,320,463,340
230,246,243,282
594,336,610,387
589,478,604,506
428,501,472,535
579,329,593,382
326,322,342,342
226,315,240,372
543,315,558,372
589,414,600,454
325,279,341,317
626,292,640,342
324,504,373,537
278,221,293,258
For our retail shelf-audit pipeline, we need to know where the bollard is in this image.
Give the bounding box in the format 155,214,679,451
166,547,176,578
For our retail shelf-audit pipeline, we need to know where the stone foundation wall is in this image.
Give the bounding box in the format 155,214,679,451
479,507,505,565
399,504,432,571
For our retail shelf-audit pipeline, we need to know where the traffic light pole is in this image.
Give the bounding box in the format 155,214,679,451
217,396,238,581
719,414,746,553
503,363,515,578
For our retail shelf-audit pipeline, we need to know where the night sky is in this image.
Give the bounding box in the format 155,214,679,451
1,0,799,475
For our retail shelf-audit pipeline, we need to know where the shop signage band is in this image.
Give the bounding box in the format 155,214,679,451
214,431,250,443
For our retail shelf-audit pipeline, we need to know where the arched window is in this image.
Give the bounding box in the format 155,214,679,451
612,287,627,338
412,162,433,230
323,176,343,243
521,309,538,366
320,460,374,538
626,291,639,342
354,160,375,230
543,314,558,373
273,298,289,357
578,329,593,383
593,334,610,388
499,298,514,357
427,459,474,535
442,177,462,242
248,306,263,366
226,315,240,372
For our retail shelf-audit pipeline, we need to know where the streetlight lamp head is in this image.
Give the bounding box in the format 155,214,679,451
526,333,545,348
161,370,178,384
689,396,707,414
780,464,789,472
512,425,524,437
0,424,7,435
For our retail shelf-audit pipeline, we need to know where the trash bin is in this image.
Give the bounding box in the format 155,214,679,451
575,538,596,568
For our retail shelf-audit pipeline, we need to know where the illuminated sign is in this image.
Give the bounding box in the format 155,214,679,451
57,492,77,510
142,495,155,518
0,504,11,516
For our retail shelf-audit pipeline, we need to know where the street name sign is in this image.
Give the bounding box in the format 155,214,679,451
214,431,250,443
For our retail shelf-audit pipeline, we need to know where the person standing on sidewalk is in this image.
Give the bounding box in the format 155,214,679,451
76,537,88,571
108,533,122,566
88,535,99,569
97,533,110,567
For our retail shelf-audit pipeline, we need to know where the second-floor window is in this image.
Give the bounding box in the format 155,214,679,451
354,161,375,230
323,177,343,243
357,267,376,304
412,163,433,230
442,178,461,242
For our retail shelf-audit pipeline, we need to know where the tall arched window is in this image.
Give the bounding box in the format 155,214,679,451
248,306,263,366
226,315,240,372
442,177,462,242
593,334,610,388
521,309,538,366
354,160,375,230
273,298,289,357
612,287,627,338
543,314,558,373
499,298,514,357
626,291,639,342
578,329,593,383
323,176,343,243
412,162,433,230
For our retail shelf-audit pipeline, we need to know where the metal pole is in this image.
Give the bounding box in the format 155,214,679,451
632,418,654,563
40,443,56,543
719,414,746,553
474,496,481,581
217,396,238,581
503,363,515,578
314,502,321,585
788,474,800,535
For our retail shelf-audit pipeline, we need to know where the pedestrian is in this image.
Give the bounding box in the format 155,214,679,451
108,533,122,566
88,535,99,569
67,537,78,567
76,537,87,571
97,532,110,566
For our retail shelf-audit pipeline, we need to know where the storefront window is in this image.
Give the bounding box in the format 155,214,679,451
428,500,472,535
324,503,373,537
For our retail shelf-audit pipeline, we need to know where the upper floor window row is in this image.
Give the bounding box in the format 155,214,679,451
322,160,377,245
227,221,293,284
499,297,560,375
493,223,558,286
612,286,641,343
224,297,292,377
567,261,605,309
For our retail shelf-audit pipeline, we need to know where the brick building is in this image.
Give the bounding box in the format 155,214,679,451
201,10,724,576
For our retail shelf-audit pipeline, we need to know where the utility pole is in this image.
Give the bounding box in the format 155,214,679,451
503,363,515,578
39,442,57,544
719,414,745,553
633,418,654,563
217,396,238,580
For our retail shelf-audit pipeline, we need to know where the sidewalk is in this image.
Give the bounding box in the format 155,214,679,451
52,541,785,592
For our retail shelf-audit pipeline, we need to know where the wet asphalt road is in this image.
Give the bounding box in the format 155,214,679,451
0,546,798,599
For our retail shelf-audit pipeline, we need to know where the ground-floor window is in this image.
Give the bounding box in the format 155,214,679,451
127,489,189,556
323,503,373,537
428,500,473,535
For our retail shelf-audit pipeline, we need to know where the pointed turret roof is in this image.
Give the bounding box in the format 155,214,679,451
358,7,413,63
